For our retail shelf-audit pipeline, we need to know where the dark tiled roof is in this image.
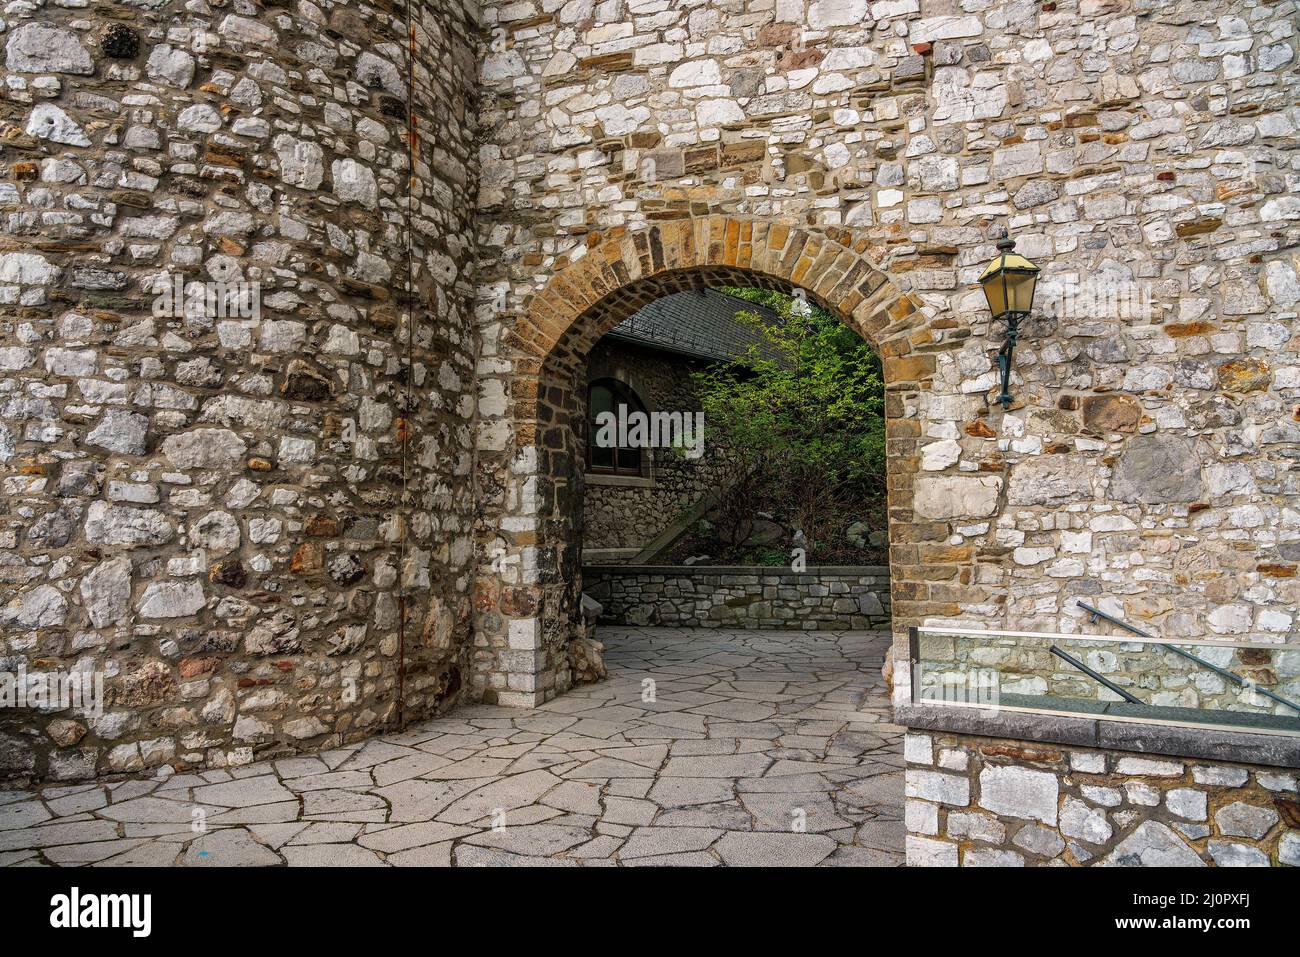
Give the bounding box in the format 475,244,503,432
603,289,783,364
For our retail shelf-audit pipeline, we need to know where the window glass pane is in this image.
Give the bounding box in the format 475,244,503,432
589,381,649,474
589,385,614,469
617,446,640,473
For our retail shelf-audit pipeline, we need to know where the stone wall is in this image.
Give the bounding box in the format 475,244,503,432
582,336,735,555
0,1,481,782
584,564,891,629
904,730,1300,866
472,0,1300,707
3,0,1300,786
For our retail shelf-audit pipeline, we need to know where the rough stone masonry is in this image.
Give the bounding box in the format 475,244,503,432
1,1,481,782
1,0,1299,816
470,0,1300,713
905,732,1299,866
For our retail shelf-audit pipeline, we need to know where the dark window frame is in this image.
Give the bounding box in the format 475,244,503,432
586,378,648,477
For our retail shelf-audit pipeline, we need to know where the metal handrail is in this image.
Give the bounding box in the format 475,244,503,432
1048,645,1143,704
1077,600,1300,716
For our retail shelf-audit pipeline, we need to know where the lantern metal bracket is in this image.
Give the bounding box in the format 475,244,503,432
978,234,1040,412
995,314,1020,410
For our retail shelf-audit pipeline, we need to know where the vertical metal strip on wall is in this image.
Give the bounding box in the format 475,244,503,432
394,0,419,730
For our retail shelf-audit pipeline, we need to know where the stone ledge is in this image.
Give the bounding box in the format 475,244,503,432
583,473,656,488
896,703,1300,770
583,548,641,564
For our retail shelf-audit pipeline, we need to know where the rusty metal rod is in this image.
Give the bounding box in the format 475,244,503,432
1049,644,1143,705
1077,601,1300,715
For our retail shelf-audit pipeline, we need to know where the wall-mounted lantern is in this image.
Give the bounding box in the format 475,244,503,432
978,237,1041,410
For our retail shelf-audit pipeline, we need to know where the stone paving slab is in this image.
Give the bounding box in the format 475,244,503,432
0,628,902,867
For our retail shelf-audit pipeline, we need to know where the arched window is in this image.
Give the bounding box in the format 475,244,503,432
587,378,647,476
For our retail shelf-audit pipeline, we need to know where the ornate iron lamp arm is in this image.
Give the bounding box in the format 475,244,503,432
995,315,1020,410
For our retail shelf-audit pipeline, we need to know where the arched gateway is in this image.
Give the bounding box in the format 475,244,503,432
472,215,978,708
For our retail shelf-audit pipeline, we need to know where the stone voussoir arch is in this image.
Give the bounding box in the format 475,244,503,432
482,214,956,706
511,215,939,417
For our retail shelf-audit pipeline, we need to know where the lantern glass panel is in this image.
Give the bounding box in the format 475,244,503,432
981,271,1008,319
1006,270,1037,316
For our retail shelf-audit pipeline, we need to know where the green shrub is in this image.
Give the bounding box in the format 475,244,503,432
688,287,887,563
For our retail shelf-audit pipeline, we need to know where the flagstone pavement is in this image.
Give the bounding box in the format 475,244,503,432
0,627,904,867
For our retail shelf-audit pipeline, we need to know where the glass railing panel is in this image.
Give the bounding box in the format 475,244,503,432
910,627,1300,736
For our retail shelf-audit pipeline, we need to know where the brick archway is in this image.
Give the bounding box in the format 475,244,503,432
474,215,960,708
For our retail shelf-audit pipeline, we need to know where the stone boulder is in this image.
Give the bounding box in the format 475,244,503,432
26,103,91,147
2,584,66,628
136,581,205,619
0,732,35,774
87,409,148,455
913,476,1002,520
6,23,93,75
1110,434,1204,504
1007,456,1095,506
1099,821,1205,867
161,428,247,470
568,637,606,685
978,764,1059,825
84,501,174,548
1081,394,1140,433
81,557,132,628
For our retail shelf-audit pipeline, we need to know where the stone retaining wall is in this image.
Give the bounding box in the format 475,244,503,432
905,731,1300,866
583,565,891,630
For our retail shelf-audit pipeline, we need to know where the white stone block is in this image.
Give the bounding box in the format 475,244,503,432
906,835,958,867
906,769,970,807
905,799,938,836
903,733,933,765
978,765,1059,825
508,617,540,650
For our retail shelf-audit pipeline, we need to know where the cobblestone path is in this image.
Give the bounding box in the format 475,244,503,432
0,628,904,866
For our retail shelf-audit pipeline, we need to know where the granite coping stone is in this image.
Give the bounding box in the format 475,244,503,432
584,565,889,577
896,703,1300,770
